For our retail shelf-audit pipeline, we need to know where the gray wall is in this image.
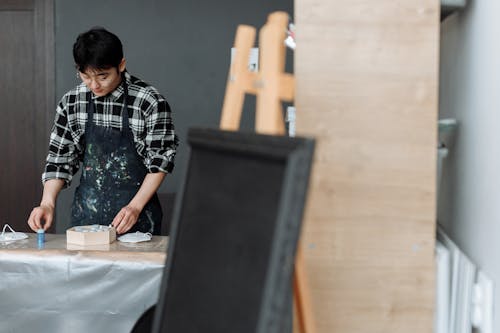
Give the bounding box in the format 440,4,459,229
54,0,293,232
439,0,500,330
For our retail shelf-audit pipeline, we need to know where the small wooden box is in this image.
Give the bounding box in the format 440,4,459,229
66,225,116,246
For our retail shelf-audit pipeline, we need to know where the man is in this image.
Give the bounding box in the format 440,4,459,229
27,27,177,235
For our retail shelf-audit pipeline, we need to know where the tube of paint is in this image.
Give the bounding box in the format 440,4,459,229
37,229,45,247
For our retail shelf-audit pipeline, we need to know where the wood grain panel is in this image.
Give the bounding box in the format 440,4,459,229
0,11,37,230
294,0,439,331
0,0,54,232
0,0,33,10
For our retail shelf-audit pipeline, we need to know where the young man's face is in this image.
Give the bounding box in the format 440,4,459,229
79,58,126,97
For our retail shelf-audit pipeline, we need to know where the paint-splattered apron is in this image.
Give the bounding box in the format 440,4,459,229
70,80,162,234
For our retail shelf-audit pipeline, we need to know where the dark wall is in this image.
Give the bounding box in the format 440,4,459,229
54,0,293,232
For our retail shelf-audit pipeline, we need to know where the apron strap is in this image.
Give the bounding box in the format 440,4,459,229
120,75,130,133
86,91,95,130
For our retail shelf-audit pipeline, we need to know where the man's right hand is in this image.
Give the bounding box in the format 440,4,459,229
28,179,65,232
27,204,54,231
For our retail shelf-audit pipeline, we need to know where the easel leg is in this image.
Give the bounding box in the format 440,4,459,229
294,244,316,333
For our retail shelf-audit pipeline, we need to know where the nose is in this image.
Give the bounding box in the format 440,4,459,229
90,79,100,90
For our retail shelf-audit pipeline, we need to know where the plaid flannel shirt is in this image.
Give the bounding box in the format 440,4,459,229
43,71,178,186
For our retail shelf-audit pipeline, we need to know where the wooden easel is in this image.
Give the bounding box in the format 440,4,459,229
220,12,316,333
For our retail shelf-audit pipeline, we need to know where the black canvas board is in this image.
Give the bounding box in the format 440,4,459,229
152,128,315,333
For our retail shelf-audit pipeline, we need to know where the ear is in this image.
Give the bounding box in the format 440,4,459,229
118,58,126,73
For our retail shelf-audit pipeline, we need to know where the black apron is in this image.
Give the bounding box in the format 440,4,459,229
70,78,162,234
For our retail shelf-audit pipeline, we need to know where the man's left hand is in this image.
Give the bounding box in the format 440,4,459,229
112,205,141,234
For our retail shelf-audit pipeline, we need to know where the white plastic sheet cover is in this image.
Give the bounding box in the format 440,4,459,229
0,235,166,333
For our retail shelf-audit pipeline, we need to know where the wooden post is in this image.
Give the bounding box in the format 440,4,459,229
219,25,257,131
255,12,294,135
295,0,440,331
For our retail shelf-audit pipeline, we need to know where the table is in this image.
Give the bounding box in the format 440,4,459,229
0,233,167,333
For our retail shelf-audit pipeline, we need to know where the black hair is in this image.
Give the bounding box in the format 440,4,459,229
73,27,123,73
